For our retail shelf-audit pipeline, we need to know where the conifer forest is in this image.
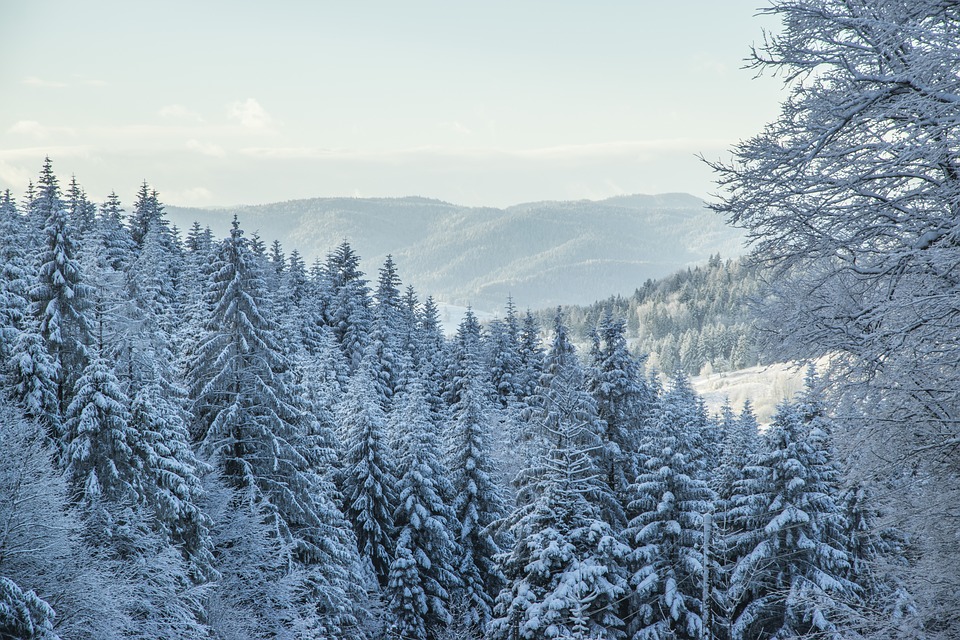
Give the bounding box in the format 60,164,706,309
3,1,960,639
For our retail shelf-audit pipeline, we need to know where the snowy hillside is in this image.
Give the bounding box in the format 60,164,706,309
166,193,745,311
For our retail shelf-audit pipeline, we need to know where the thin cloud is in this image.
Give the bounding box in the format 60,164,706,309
239,138,734,162
186,139,227,157
159,104,204,122
22,76,69,88
227,98,273,129
164,186,214,206
7,120,76,139
692,54,729,76
440,121,472,135
0,161,33,190
22,75,105,88
72,74,108,87
0,145,96,161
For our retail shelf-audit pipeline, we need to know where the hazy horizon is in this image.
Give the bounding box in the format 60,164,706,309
1,1,784,209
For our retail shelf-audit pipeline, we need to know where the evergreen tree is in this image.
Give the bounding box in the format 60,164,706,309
64,363,138,512
448,353,507,633
726,400,856,640
487,297,522,409
129,182,164,249
28,158,61,238
129,385,214,578
269,239,286,274
188,218,361,633
0,577,59,640
32,202,92,419
0,193,60,437
414,295,449,426
444,308,484,410
386,383,460,640
338,361,399,588
515,310,544,402
624,373,716,640
0,197,29,355
370,255,407,409
64,174,96,237
715,400,760,504
324,241,371,372
492,311,628,640
587,310,654,528
96,191,134,272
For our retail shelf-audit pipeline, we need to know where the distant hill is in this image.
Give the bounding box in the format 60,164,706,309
165,193,745,311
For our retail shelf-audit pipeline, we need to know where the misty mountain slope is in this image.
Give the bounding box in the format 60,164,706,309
166,192,744,310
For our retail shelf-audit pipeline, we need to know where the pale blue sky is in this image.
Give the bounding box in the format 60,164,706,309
0,1,783,207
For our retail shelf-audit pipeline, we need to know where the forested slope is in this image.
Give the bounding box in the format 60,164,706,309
166,192,745,310
0,160,925,639
535,255,766,376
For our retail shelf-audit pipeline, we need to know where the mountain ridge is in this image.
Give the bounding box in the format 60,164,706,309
165,193,744,311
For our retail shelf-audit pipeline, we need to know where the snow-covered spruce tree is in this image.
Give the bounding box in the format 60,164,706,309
714,400,760,505
0,576,59,640
64,175,96,239
414,295,450,426
64,352,211,638
486,296,522,409
443,308,484,410
127,208,183,342
386,382,460,640
586,310,655,529
0,194,30,357
4,317,61,441
128,385,214,579
324,240,372,373
26,158,60,244
32,200,93,423
338,359,399,589
515,309,545,403
63,354,142,508
491,311,628,640
129,182,161,249
188,218,363,636
96,192,134,272
712,399,761,636
726,399,857,640
0,195,60,438
447,352,507,633
369,255,408,410
624,372,716,640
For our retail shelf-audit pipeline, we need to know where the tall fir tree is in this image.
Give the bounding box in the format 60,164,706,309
386,382,460,640
370,255,407,409
492,311,628,640
444,308,484,410
63,355,142,509
726,399,856,640
188,218,363,634
487,297,522,409
32,200,93,423
624,373,717,640
447,348,507,633
587,310,654,529
324,240,371,372
515,310,545,403
338,360,399,589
